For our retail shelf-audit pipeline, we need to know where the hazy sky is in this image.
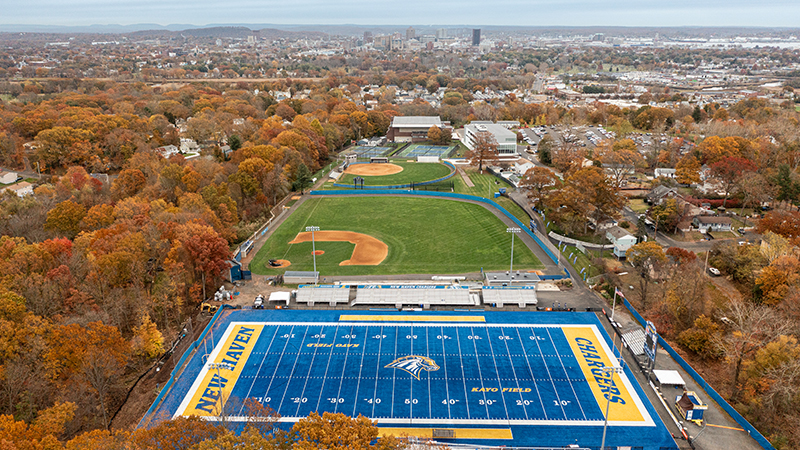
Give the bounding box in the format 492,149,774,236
4,0,800,27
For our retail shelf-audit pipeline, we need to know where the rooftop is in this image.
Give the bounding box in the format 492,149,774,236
390,116,442,127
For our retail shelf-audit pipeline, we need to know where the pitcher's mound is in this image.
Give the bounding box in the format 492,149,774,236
312,250,325,255
345,163,403,176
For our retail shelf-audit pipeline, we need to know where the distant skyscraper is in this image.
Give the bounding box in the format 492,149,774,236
436,28,447,40
472,29,481,46
364,31,373,43
406,27,415,41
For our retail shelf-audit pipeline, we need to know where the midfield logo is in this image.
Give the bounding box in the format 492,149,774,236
385,355,440,380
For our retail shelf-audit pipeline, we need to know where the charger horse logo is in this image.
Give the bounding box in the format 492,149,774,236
385,355,440,380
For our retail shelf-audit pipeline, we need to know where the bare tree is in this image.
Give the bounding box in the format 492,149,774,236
465,131,499,173
715,298,792,399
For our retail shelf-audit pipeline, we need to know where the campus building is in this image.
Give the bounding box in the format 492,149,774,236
386,116,452,143
464,122,518,157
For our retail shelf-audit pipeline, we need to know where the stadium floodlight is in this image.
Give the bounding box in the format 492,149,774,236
600,366,625,450
506,227,521,277
207,362,235,426
306,226,321,283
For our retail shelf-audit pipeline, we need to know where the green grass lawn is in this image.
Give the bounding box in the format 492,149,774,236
337,162,452,187
249,196,543,276
628,199,649,214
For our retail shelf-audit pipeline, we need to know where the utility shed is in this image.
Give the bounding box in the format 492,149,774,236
268,291,291,306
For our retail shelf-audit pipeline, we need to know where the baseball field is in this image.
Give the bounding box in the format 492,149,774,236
336,162,453,187
249,196,543,276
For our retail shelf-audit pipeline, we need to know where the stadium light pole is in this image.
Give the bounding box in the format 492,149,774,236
306,226,320,284
600,365,625,450
506,227,521,277
208,362,235,427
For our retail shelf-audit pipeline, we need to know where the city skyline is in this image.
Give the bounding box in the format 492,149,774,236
3,0,800,29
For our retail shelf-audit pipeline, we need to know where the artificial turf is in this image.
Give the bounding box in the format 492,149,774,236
249,196,543,276
336,162,453,187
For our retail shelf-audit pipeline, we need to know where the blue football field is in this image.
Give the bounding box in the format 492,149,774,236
155,310,677,449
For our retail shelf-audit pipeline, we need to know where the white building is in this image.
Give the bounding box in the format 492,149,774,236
606,226,637,258
0,170,18,185
654,168,677,179
5,181,33,197
464,122,518,157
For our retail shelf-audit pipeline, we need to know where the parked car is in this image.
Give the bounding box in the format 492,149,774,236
253,294,265,309
708,267,721,277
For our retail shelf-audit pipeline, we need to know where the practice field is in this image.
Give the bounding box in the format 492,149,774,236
248,196,543,276
337,161,452,187
395,144,456,158
153,311,677,450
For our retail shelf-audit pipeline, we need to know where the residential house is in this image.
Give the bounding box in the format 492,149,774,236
606,226,637,258
156,145,180,158
654,168,677,179
692,215,732,233
5,181,33,197
646,185,680,205
0,170,18,184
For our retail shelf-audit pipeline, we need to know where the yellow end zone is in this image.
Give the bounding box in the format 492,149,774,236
379,428,513,440
180,324,263,417
562,327,644,422
339,315,485,322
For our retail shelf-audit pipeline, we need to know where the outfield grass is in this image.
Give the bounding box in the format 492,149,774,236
337,162,452,187
250,196,543,276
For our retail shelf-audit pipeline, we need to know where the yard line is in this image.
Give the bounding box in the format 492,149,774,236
236,325,279,416
259,325,296,416
482,326,510,420
333,325,354,413
390,325,399,418
351,326,369,418
515,327,546,418
547,328,587,420
533,327,567,418
313,325,341,412
371,325,384,417
426,326,432,419
499,327,528,420
454,327,471,420
409,325,414,418
439,325,452,418
469,326,491,419
277,325,311,414
294,325,328,417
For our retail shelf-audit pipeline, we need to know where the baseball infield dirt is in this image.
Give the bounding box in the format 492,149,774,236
289,231,388,265
345,163,403,176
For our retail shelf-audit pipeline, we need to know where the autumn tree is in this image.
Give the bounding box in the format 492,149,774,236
427,126,451,145
710,156,757,207
626,241,667,309
45,200,87,238
519,167,559,208
292,412,402,450
675,155,701,185
465,131,499,172
595,138,644,188
133,416,225,450
111,168,147,199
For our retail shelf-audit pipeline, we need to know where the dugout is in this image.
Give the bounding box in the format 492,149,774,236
370,156,389,163
283,271,319,285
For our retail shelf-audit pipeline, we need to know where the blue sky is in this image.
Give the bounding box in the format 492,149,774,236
4,0,800,27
